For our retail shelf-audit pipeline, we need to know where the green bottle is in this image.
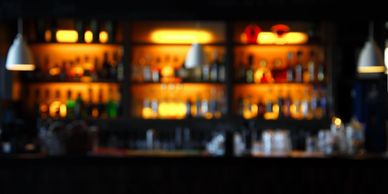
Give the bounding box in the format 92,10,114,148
66,90,76,119
106,89,118,119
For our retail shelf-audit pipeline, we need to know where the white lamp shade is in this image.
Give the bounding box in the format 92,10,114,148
6,34,35,71
185,43,205,68
357,39,385,75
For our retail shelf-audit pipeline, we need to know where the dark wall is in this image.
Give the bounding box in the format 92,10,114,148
1,0,388,20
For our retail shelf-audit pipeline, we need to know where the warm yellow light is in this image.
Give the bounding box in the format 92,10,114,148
84,30,93,43
6,64,35,71
49,66,61,76
161,66,175,78
357,66,386,73
99,31,109,43
241,32,308,45
56,30,78,43
49,101,61,118
59,104,67,118
151,29,213,44
334,117,342,127
142,107,154,119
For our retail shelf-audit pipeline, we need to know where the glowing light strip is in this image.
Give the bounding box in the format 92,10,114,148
56,30,78,43
6,64,35,71
357,66,386,73
151,29,213,44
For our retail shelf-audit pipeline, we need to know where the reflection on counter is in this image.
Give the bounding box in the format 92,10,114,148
18,116,365,157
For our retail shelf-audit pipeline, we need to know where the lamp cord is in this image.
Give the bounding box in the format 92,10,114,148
369,21,374,41
17,17,23,35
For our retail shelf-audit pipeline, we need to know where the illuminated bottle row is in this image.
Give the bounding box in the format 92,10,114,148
35,19,116,44
132,51,226,83
29,51,124,82
236,50,326,84
34,88,121,120
140,86,226,119
237,87,327,120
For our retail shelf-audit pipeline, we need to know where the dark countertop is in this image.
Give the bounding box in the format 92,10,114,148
0,150,388,194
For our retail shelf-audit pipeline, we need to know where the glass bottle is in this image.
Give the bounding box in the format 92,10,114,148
39,89,50,119
74,92,85,119
106,88,118,119
294,51,303,83
210,51,219,82
286,51,295,82
66,90,75,119
49,90,62,119
102,52,111,79
246,54,254,83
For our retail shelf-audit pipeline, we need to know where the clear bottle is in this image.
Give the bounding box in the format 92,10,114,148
286,52,295,82
304,50,316,83
246,54,254,83
218,54,226,82
294,51,303,83
210,51,219,82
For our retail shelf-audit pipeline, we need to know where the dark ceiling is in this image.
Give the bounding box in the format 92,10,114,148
0,0,387,20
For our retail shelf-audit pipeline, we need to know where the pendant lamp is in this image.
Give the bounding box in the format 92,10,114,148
5,18,35,71
357,21,385,78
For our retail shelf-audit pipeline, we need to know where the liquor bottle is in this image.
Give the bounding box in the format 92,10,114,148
39,89,50,119
87,88,97,118
97,89,107,118
81,56,91,82
264,93,274,120
102,52,111,79
301,88,313,119
310,87,319,118
218,54,226,82
260,59,274,83
142,98,152,119
317,55,325,83
143,57,152,82
246,54,254,83
237,56,246,82
272,58,287,83
66,90,75,119
106,88,118,119
210,51,219,82
115,51,124,81
304,50,316,83
294,51,303,83
286,52,294,82
277,92,284,119
316,88,327,118
109,52,118,79
151,98,159,119
151,57,161,82
94,57,102,81
208,89,218,118
202,62,210,82
282,90,292,118
195,94,202,118
49,90,62,119
185,98,192,118
257,96,266,119
74,92,85,119
59,61,67,81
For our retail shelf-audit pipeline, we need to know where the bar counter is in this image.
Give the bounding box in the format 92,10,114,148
1,150,387,194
